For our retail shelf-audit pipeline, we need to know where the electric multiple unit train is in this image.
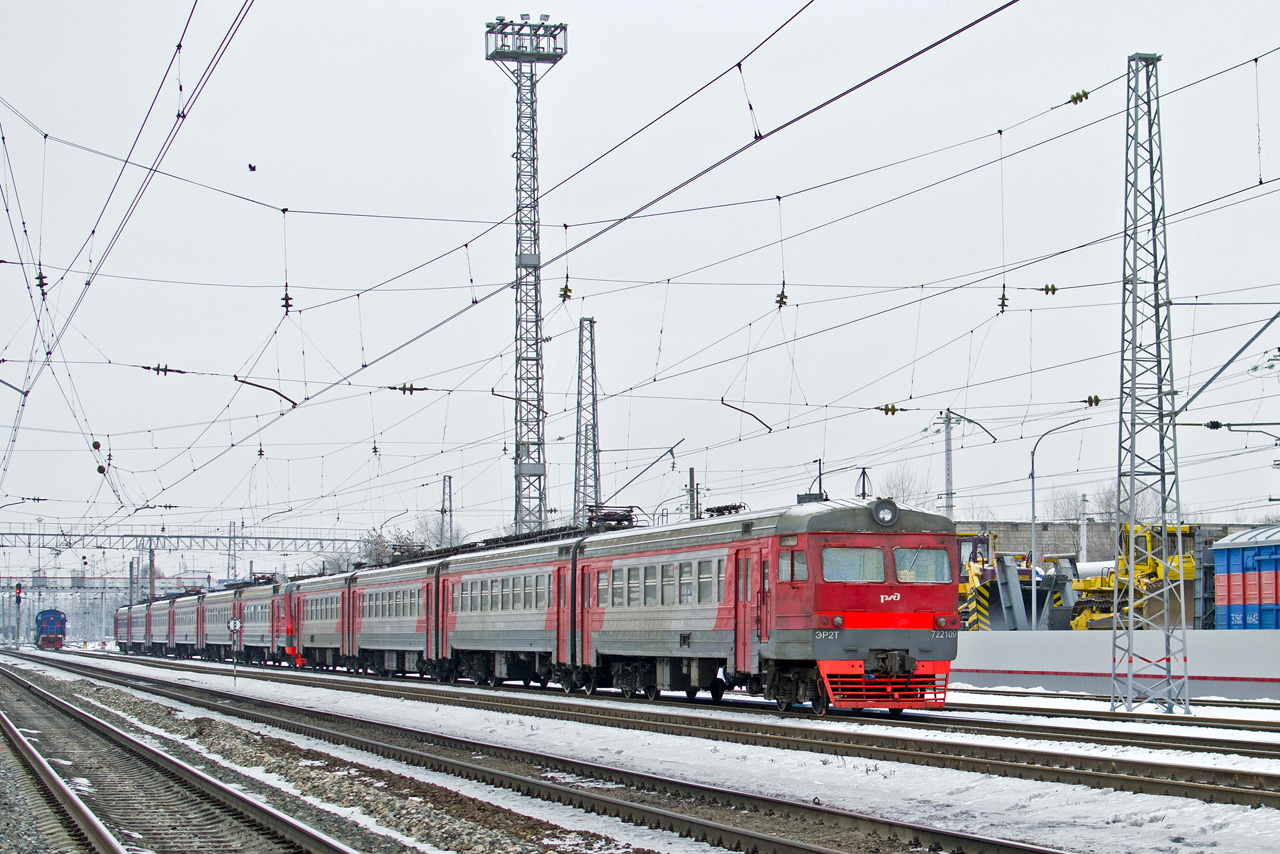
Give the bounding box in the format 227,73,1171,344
116,499,961,713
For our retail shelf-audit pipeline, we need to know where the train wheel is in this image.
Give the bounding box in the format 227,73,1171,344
584,672,599,695
889,708,905,717
776,698,792,712
811,684,830,717
643,685,660,701
709,678,726,703
684,688,698,701
561,677,575,694
619,685,635,700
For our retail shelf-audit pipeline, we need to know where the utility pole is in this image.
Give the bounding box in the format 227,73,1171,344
1079,493,1089,562
440,476,454,549
226,521,237,581
572,317,600,528
486,15,568,535
933,408,996,519
1112,52,1190,713
686,468,702,521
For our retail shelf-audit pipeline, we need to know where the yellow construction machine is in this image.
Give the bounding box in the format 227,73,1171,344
1069,524,1195,630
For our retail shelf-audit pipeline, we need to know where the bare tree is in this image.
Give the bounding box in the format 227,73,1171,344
877,463,932,507
1049,489,1085,522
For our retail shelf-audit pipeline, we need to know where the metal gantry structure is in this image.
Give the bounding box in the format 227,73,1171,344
573,317,601,527
486,15,568,534
439,475,454,549
1111,52,1191,713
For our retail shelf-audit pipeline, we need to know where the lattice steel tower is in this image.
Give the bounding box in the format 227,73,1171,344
1111,53,1190,713
486,15,568,534
439,475,454,549
573,317,600,527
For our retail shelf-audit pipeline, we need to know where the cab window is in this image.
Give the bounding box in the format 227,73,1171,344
822,547,884,582
893,547,953,583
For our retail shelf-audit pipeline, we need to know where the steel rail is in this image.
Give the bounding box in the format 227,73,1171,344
25,654,1070,854
38,652,1280,805
0,664,362,854
0,705,127,854
953,686,1280,711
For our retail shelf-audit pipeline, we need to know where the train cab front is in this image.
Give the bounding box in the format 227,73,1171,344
806,499,961,711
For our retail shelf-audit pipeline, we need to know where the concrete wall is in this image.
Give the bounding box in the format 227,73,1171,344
952,629,1280,701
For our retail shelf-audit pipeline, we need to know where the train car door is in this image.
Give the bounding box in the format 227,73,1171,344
577,563,593,667
555,564,570,666
167,605,176,652
733,546,762,675
343,579,356,663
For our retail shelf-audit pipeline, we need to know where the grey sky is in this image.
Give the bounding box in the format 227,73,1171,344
2,1,1279,578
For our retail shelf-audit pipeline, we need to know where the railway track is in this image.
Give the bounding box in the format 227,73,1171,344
953,685,1280,711
51,649,1280,766
14,651,1070,854
0,664,361,854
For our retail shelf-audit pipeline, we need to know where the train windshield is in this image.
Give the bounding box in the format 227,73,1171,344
893,547,952,583
821,547,884,582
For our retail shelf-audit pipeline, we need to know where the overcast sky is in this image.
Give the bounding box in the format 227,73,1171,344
3,1,1280,578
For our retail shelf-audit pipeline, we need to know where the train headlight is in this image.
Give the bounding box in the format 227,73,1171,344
871,498,899,527
936,616,947,629
833,616,843,628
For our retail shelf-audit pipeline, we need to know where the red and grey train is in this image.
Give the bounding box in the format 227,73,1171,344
115,499,961,712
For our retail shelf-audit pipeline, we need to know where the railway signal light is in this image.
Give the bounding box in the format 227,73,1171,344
1085,394,1101,407
14,583,20,606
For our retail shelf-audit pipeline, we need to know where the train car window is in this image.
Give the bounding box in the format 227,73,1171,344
501,578,511,610
736,558,744,600
597,571,609,607
536,575,547,609
661,564,676,605
778,551,792,582
512,577,523,610
480,580,490,611
679,562,694,604
627,566,641,607
612,568,624,606
793,551,808,581
893,547,953,583
822,547,884,582
452,584,460,613
697,560,713,602
745,559,752,602
491,580,501,612
393,590,400,618
643,566,658,606
524,576,534,609
717,559,726,600
471,581,480,612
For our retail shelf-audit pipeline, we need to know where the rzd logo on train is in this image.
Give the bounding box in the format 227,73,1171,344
880,592,901,603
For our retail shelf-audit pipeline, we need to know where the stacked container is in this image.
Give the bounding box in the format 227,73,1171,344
1211,526,1280,630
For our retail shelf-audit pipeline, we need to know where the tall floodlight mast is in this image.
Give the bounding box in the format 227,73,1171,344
486,14,568,534
573,317,600,527
1111,53,1190,714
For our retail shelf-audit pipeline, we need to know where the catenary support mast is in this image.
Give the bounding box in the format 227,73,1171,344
573,317,600,527
486,15,568,534
1111,52,1190,713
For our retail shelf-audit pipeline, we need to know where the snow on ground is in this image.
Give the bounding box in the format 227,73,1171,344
12,651,1280,854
